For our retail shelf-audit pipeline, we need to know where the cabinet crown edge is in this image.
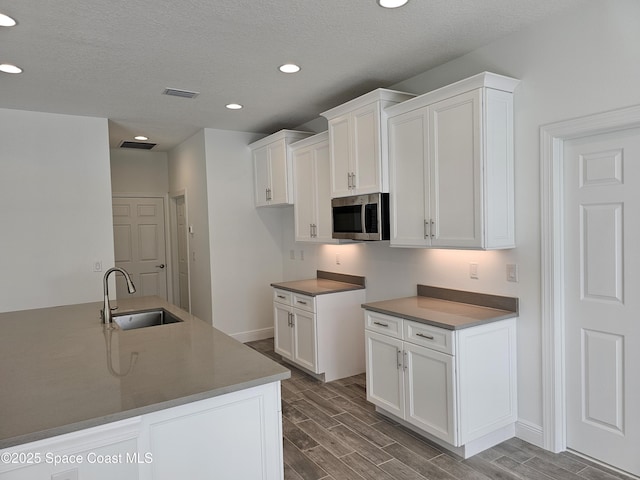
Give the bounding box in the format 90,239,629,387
320,88,416,120
289,131,329,150
248,129,314,150
386,71,520,118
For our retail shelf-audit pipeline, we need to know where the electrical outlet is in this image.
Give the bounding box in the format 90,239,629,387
507,263,519,282
93,260,102,272
51,469,79,480
299,250,304,261
469,263,479,279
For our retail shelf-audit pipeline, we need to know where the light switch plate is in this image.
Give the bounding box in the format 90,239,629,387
507,263,519,282
469,263,479,279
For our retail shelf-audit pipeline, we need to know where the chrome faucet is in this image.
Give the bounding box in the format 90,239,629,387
102,267,136,324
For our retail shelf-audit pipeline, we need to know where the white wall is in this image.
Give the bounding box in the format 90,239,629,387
110,149,168,194
204,128,286,339
168,131,213,323
0,108,114,312
284,0,640,442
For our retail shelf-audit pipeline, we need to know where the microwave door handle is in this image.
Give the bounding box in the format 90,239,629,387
361,205,367,234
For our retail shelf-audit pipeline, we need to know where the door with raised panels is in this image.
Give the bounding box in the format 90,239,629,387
365,330,404,418
112,197,167,300
428,90,482,248
328,114,352,198
564,128,640,476
404,342,456,444
292,309,317,372
273,303,293,360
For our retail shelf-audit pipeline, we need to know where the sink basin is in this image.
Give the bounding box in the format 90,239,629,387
113,309,183,330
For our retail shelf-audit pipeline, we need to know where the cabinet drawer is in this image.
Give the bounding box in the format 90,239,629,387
365,311,403,339
404,320,454,355
273,289,292,305
292,293,315,313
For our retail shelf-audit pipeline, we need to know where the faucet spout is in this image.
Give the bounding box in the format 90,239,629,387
102,267,136,324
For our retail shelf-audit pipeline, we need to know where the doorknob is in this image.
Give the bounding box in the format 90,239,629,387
156,264,165,269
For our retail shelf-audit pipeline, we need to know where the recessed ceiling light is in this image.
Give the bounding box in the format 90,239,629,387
279,63,301,74
0,64,22,74
226,103,243,110
0,13,17,27
134,135,149,141
377,0,409,8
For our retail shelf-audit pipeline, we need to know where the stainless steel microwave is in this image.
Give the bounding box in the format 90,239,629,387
331,193,390,241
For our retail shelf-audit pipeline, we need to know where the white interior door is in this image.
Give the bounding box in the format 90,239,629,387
175,196,190,311
564,128,640,476
112,197,168,300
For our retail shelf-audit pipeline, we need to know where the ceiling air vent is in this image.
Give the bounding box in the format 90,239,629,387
119,141,157,150
162,88,199,99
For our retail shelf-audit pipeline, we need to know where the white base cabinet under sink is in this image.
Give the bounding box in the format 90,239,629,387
0,382,283,480
274,288,366,382
364,309,517,458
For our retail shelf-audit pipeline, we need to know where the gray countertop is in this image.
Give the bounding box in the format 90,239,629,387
0,296,290,449
271,278,365,296
271,270,366,296
362,286,519,330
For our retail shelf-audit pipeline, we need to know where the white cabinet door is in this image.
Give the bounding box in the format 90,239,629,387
313,140,335,243
293,309,317,373
428,90,482,248
253,145,270,207
404,342,456,445
328,114,352,198
389,108,429,247
365,330,404,418
292,134,336,244
274,303,293,359
352,103,380,195
268,139,289,205
293,145,315,242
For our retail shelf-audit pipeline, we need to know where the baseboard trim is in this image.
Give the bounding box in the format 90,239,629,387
515,419,544,448
231,327,274,343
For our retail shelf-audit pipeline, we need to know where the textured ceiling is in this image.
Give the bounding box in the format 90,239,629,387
0,0,584,151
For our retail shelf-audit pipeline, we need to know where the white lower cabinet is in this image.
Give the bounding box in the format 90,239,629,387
364,310,517,457
274,287,366,382
0,382,283,480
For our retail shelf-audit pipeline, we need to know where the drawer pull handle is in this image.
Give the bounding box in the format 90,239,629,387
373,321,389,327
297,300,308,305
277,295,286,299
416,333,434,340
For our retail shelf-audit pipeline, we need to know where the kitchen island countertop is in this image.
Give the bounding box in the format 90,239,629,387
0,296,289,449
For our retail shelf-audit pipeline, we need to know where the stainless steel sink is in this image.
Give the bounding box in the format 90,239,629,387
113,309,183,330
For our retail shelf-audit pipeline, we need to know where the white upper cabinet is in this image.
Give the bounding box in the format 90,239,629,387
387,72,519,249
291,132,336,243
249,130,313,207
321,89,415,198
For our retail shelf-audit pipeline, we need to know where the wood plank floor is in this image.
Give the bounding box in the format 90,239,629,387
247,338,635,480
